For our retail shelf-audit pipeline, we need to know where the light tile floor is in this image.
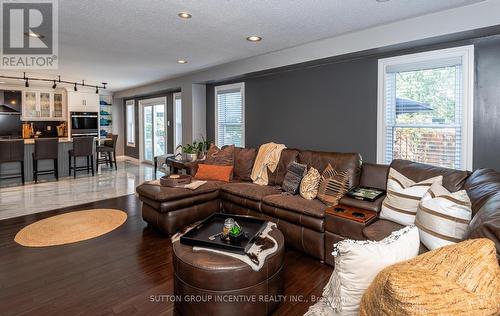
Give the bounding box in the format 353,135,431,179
0,160,165,220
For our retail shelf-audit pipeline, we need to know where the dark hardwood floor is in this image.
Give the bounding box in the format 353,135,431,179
0,194,333,316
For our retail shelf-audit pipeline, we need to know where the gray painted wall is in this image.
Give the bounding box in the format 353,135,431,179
207,34,500,171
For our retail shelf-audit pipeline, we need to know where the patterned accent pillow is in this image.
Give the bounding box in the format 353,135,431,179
204,144,234,166
380,168,442,226
317,164,350,206
415,181,472,250
281,162,308,194
300,167,321,200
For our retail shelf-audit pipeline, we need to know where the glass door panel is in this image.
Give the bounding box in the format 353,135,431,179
143,106,154,162
142,99,167,163
154,104,166,157
25,91,38,117
39,92,51,118
53,93,63,118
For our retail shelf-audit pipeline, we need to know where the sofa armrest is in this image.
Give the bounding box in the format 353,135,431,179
339,195,385,213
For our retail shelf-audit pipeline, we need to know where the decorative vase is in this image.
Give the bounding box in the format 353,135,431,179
186,153,198,162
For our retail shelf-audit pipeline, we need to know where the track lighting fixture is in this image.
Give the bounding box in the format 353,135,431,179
0,73,107,91
95,86,99,94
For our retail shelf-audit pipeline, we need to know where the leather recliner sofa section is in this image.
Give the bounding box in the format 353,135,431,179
137,147,362,261
136,149,500,264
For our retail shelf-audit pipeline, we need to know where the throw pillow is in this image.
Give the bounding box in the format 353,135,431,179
194,164,233,182
281,162,307,194
204,144,234,166
305,226,420,316
317,164,350,206
415,181,472,250
380,168,442,226
300,167,321,200
359,239,500,316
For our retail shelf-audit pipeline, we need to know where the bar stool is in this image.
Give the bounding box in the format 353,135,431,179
33,138,59,183
0,139,25,185
96,134,118,170
69,136,94,178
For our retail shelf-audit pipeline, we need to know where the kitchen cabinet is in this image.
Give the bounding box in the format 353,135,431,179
67,91,99,112
21,89,67,121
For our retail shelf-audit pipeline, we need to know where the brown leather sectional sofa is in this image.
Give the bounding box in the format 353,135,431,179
136,147,500,264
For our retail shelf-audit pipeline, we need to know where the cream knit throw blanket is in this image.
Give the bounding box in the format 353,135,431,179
251,142,287,186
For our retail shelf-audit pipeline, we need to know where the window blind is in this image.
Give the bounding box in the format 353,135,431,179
384,61,464,169
216,84,244,147
126,100,135,146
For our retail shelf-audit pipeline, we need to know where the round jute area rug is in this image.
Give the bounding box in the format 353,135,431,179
14,209,127,247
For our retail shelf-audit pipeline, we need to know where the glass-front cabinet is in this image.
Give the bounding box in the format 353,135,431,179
21,89,66,121
24,91,38,118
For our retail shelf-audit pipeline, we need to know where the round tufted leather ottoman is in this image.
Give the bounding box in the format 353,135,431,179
173,227,285,315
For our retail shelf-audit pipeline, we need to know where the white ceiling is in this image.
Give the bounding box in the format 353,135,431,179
2,0,485,91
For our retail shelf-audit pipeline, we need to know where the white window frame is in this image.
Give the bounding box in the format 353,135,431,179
126,99,135,147
138,96,168,162
214,82,245,148
377,45,474,170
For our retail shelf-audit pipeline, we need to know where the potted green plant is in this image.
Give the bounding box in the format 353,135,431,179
181,143,198,161
197,136,212,159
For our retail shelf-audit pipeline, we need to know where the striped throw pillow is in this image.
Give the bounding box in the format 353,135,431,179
380,168,442,226
317,164,349,206
415,182,472,250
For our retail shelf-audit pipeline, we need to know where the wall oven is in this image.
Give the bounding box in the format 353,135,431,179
71,112,98,137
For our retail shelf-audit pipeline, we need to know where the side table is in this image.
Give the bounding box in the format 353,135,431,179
165,156,204,175
324,204,378,266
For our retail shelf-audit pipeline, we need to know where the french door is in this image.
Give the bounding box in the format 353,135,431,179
139,97,166,163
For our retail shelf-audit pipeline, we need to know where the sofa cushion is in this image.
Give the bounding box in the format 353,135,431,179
363,219,429,254
298,150,362,188
267,148,300,186
136,180,224,202
363,219,405,241
390,159,470,192
262,194,327,219
233,147,258,181
466,192,500,262
261,195,326,232
359,163,389,190
221,182,282,201
464,168,500,214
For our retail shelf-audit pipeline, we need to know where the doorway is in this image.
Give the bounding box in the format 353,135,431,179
139,97,167,164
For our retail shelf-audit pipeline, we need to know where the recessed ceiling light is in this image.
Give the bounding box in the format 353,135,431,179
246,36,262,42
25,31,44,38
177,59,187,64
178,12,192,19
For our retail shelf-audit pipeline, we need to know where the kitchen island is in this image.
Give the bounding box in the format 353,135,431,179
0,137,109,184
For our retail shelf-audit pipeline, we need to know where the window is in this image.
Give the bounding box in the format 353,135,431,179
126,99,135,147
173,92,182,150
215,82,245,147
377,46,474,170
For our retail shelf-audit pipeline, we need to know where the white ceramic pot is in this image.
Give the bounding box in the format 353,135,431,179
186,153,198,162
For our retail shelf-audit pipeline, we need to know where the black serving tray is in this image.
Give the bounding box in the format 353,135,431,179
180,213,267,254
